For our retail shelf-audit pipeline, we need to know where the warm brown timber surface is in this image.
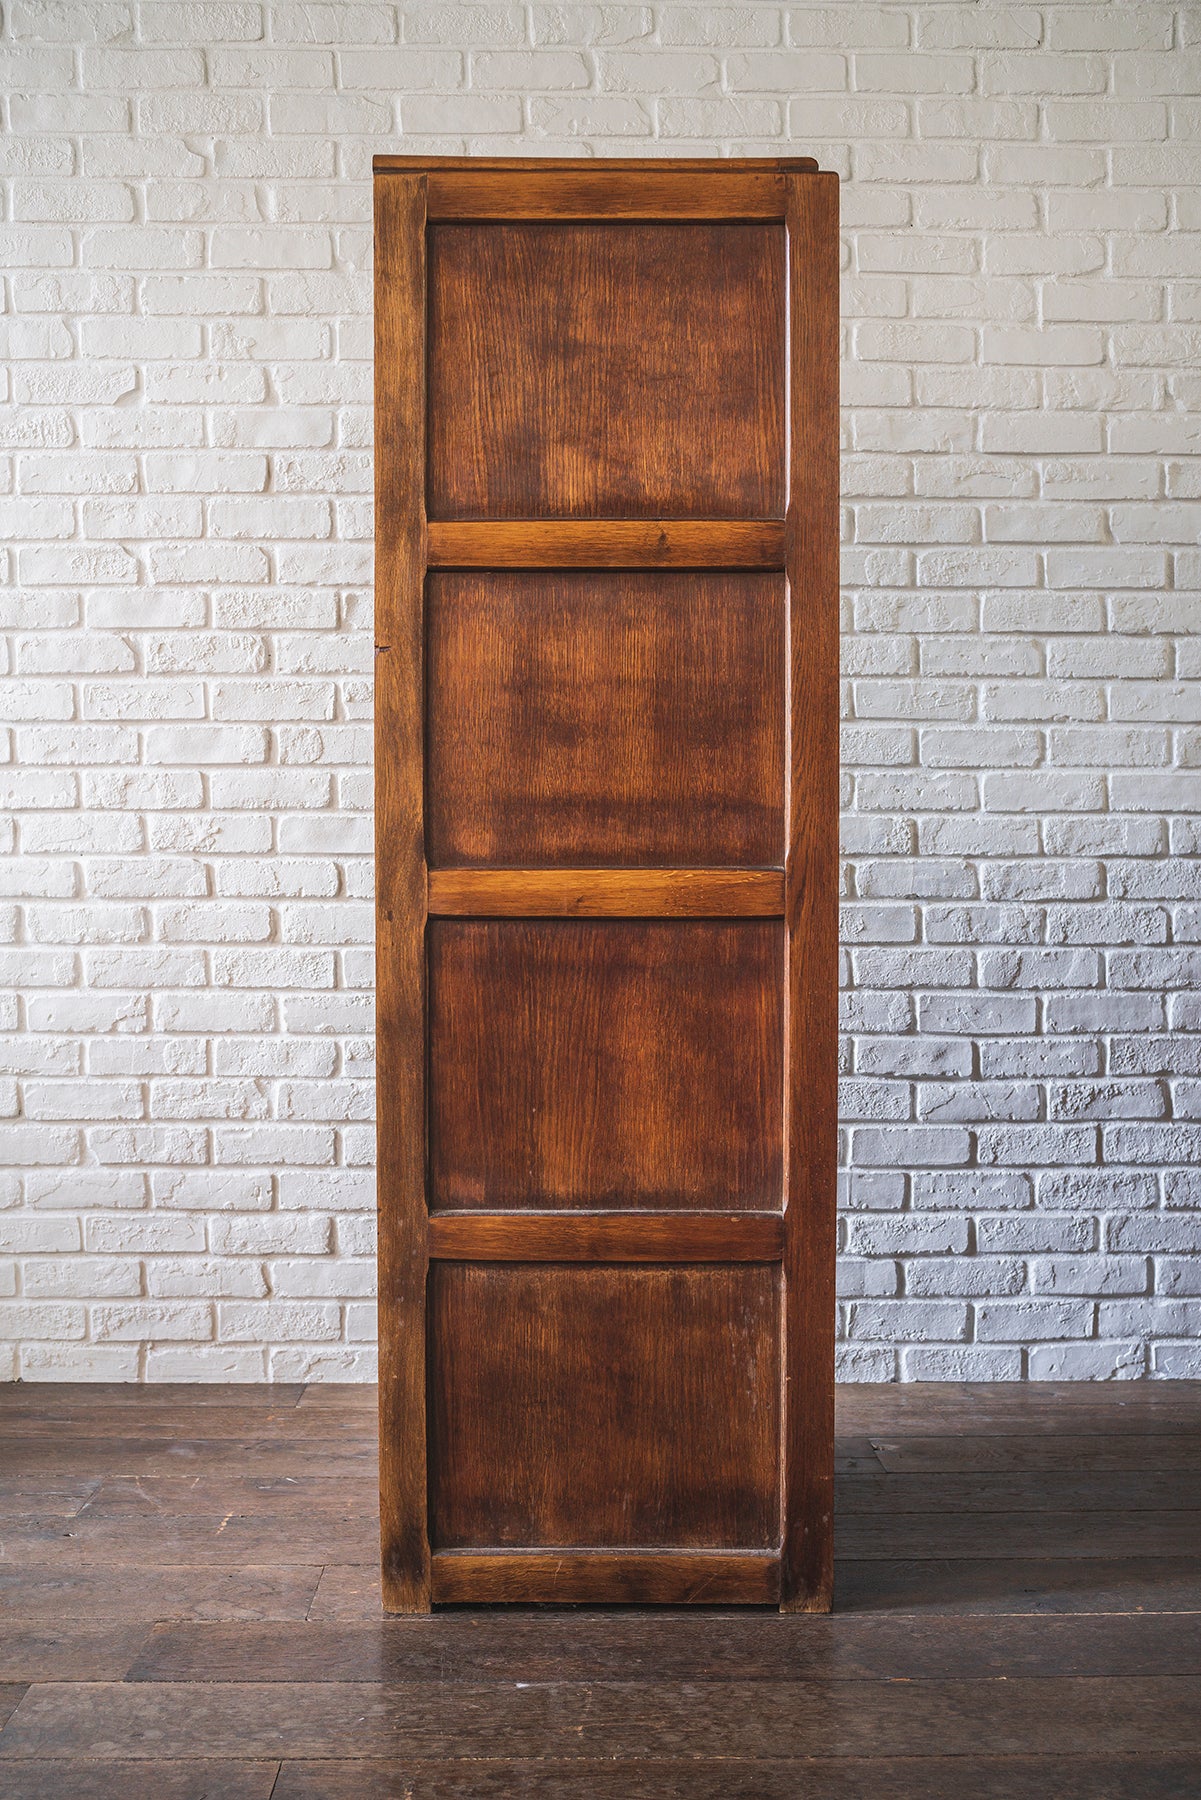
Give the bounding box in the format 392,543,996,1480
2,1384,1201,1796
424,519,787,568
426,221,785,519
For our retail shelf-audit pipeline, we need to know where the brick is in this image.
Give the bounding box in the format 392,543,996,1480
846,1300,969,1342
1029,1343,1145,1380
976,1299,1095,1341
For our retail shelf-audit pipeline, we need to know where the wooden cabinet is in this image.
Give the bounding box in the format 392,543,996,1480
373,157,839,1612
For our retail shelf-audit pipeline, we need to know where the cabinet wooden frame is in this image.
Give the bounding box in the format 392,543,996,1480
374,157,838,1614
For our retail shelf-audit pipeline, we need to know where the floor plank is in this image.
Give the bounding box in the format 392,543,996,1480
0,1627,152,1684
871,1434,1201,1472
0,1565,323,1623
305,1564,382,1621
837,1382,1201,1435
837,1557,1201,1614
0,1763,280,1800
1,1410,374,1442
269,1756,1201,1800
74,1476,381,1521
837,1470,1201,1513
0,1438,375,1478
2,1677,1200,1760
838,1509,1201,1558
127,1613,1201,1684
0,1477,101,1521
0,1512,377,1569
0,1385,304,1411
294,1385,376,1411
0,1689,28,1731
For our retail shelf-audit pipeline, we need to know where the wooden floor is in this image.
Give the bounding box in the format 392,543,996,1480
1,1383,1200,1797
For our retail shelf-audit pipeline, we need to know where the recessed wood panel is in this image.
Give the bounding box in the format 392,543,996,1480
428,920,783,1211
429,1262,781,1549
426,223,786,519
426,570,785,868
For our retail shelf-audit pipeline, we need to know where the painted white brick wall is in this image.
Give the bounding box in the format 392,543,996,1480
1,1,1199,1383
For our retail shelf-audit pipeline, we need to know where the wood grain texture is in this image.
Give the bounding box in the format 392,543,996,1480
127,1611,1201,1686
428,920,783,1210
871,1435,1201,1473
836,1557,1201,1616
427,222,785,519
374,157,836,1609
275,1758,1201,1800
372,171,430,1613
5,1385,1201,1792
426,1212,784,1263
0,1766,280,1800
780,170,841,1615
425,169,793,220
428,1263,781,1550
426,867,785,917
0,1565,322,1623
425,519,786,568
427,570,785,868
7,1675,1201,1761
430,1551,781,1605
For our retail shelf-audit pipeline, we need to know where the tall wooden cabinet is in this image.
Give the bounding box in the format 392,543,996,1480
373,157,839,1612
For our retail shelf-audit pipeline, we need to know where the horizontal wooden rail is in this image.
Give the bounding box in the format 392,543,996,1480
426,868,785,919
430,1549,782,1606
415,168,802,221
428,1212,784,1264
425,519,786,570
375,156,819,174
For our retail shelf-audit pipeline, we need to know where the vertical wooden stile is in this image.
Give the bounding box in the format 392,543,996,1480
781,171,841,1613
374,174,431,1613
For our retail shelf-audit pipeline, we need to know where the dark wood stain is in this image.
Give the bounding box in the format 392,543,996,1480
0,1766,279,1800
872,1434,1201,1473
0,1564,322,1623
427,221,785,519
127,1610,1201,1686
837,1556,1201,1615
839,1381,1201,1435
376,159,837,1608
780,169,841,1615
373,170,431,1614
0,1512,377,1569
840,1509,1201,1559
5,1674,1201,1761
428,1263,780,1550
271,1756,1201,1800
0,1438,374,1478
3,1383,1201,1789
426,570,785,868
838,1468,1201,1513
428,920,783,1210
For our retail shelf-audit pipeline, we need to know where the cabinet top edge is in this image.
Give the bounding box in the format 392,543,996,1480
373,155,823,174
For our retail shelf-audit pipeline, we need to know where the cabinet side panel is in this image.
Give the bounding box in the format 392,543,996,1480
426,222,786,519
374,173,431,1613
781,172,840,1614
